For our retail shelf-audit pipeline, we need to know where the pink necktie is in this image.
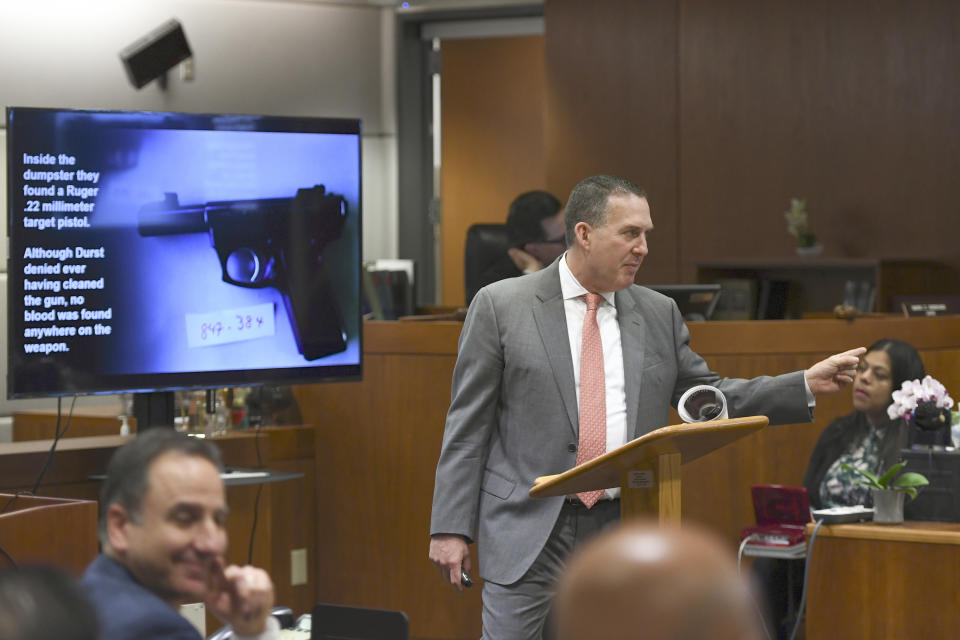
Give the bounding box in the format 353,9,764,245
576,292,606,508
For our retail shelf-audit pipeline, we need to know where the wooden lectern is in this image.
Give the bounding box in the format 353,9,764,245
0,494,99,575
530,416,768,524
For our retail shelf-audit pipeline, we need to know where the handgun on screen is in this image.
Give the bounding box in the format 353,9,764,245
138,185,349,360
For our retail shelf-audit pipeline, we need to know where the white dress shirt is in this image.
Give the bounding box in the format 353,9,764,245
557,254,816,499
559,254,628,498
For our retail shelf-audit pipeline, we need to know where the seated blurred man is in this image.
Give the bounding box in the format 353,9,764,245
504,190,566,274
81,429,279,640
553,520,765,640
0,565,100,640
467,190,565,305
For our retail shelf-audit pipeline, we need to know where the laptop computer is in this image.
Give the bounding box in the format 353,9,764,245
740,485,811,558
311,603,409,640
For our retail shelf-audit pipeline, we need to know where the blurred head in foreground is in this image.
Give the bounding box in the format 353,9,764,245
554,520,764,640
0,565,100,640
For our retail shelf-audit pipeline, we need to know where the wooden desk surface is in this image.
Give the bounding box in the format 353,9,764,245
12,405,125,418
365,314,960,355
11,405,128,441
806,520,960,545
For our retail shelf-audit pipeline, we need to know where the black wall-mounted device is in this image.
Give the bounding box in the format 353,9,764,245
119,19,192,89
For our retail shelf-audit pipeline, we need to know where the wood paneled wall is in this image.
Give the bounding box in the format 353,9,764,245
544,0,681,286
295,322,480,640
544,0,960,283
440,35,548,306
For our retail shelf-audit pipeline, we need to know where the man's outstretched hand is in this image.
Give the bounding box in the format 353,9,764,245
805,347,866,395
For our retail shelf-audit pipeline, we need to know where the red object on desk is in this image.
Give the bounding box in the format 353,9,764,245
741,484,812,547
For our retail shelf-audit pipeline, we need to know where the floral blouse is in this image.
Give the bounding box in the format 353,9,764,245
819,424,887,507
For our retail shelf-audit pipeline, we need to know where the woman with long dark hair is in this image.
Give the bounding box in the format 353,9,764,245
758,338,924,639
803,338,925,508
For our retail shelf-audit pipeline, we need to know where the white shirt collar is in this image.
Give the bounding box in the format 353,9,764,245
559,252,616,306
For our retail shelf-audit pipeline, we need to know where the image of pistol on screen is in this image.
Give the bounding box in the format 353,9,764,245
137,185,348,360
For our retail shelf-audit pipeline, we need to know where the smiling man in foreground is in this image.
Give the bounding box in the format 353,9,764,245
82,429,279,640
429,174,864,639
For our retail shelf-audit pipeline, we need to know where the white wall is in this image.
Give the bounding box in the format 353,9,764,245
1,0,398,416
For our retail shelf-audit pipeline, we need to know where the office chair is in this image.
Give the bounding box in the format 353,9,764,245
464,223,512,306
311,603,409,640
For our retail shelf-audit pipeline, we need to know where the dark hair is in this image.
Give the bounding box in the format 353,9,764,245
563,175,646,245
506,190,562,246
98,429,223,544
867,338,925,400
0,565,100,640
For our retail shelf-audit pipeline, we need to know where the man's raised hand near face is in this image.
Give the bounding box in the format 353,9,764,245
206,560,276,636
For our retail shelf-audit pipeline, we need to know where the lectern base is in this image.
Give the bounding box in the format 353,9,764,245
621,452,681,523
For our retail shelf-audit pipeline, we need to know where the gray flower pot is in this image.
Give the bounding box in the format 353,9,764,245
872,489,905,524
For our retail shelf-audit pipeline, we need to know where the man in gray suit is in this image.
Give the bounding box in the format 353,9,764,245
429,175,862,639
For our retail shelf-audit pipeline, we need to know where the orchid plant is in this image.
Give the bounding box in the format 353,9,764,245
842,461,929,500
887,375,955,428
784,198,817,248
838,376,953,502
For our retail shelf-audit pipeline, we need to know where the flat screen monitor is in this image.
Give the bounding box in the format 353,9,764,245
6,106,362,403
647,284,721,322
902,448,960,523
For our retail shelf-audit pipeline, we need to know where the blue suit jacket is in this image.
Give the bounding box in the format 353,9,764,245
81,554,202,640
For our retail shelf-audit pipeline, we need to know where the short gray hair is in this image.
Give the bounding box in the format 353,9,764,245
563,175,646,245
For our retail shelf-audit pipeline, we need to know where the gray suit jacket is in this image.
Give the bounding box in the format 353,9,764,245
430,261,810,584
